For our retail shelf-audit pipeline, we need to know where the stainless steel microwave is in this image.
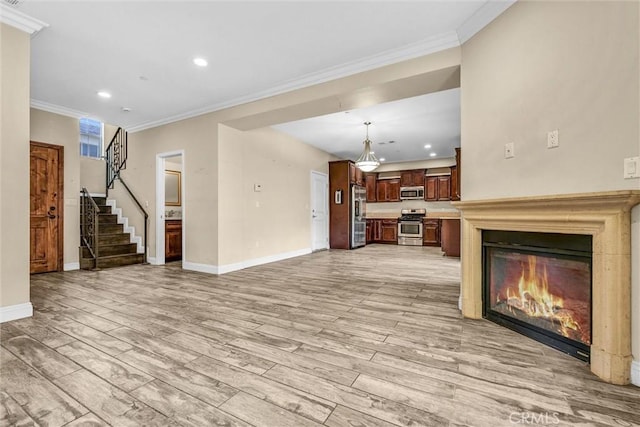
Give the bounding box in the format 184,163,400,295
400,186,424,200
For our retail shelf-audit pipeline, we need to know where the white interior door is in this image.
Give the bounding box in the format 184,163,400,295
311,171,329,251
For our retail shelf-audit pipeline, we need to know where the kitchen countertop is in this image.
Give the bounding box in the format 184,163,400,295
366,211,460,219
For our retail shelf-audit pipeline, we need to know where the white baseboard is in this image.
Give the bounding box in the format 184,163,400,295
632,360,640,387
88,192,106,197
0,302,33,323
183,261,219,275
458,295,462,311
183,248,312,276
147,256,159,266
64,262,80,271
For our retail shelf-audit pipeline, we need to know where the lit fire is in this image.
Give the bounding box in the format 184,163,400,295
499,256,587,343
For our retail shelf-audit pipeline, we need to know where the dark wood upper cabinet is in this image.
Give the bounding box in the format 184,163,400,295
365,173,377,202
425,174,451,201
400,170,425,187
450,165,459,201
437,176,451,201
349,163,364,186
425,176,438,201
377,179,400,202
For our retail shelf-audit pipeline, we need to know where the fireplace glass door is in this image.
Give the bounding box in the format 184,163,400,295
483,231,592,361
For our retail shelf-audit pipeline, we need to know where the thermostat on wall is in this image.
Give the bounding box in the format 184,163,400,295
254,184,262,192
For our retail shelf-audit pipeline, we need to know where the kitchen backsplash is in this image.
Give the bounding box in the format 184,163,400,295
165,207,182,219
367,200,457,213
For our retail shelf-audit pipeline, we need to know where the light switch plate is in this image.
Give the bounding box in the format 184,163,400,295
547,129,559,148
504,142,515,159
624,157,639,179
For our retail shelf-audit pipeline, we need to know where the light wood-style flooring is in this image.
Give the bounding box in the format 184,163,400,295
1,245,639,426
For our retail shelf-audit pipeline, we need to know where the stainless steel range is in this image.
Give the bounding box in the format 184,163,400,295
397,208,426,246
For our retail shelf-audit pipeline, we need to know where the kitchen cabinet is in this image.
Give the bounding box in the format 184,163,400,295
425,175,451,201
441,219,460,257
165,220,182,261
376,179,400,202
422,219,440,246
364,173,377,202
400,169,425,187
450,166,459,202
437,176,451,200
366,219,398,244
380,220,398,243
349,163,364,186
452,147,461,201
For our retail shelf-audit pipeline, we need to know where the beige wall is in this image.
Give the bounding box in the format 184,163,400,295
30,109,81,268
461,0,640,375
0,23,30,309
461,0,639,200
126,115,218,264
217,125,334,266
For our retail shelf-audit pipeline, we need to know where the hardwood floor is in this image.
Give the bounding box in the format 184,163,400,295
1,245,639,426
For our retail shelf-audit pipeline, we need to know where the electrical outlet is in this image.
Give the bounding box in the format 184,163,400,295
624,157,639,179
547,129,559,148
504,142,515,159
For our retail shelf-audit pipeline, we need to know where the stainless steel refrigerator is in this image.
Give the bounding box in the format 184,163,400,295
351,185,366,248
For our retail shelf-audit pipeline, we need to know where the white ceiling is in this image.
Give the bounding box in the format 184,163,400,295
5,1,512,161
273,88,460,163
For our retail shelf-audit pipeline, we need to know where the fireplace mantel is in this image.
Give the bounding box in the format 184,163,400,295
452,190,640,385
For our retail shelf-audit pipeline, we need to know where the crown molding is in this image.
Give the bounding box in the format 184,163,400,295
31,99,88,119
0,4,48,35
128,31,461,133
456,0,517,44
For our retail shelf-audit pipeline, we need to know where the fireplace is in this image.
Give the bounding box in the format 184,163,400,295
483,231,592,361
453,191,640,384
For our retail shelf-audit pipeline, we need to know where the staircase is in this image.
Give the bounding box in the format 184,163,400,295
80,127,148,270
80,196,144,269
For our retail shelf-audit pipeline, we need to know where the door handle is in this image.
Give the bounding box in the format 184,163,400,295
47,206,56,219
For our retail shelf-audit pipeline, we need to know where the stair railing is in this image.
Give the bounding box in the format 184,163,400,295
105,127,127,191
80,187,100,262
105,128,148,264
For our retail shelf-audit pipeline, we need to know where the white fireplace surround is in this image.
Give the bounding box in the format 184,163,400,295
453,191,640,385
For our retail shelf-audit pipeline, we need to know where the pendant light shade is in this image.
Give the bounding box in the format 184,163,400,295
355,121,380,172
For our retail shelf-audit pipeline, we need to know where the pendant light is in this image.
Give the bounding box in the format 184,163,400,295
355,121,380,172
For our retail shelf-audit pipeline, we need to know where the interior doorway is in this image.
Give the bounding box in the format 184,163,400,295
311,171,329,251
30,141,64,273
155,151,184,265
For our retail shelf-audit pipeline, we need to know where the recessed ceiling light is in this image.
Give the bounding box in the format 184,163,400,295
430,152,437,157
97,91,111,99
121,107,132,113
424,144,431,149
379,158,386,162
193,57,208,67
388,140,396,144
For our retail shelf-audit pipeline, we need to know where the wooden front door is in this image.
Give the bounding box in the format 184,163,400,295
30,142,64,273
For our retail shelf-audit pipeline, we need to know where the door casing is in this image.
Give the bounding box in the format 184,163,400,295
310,171,329,251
